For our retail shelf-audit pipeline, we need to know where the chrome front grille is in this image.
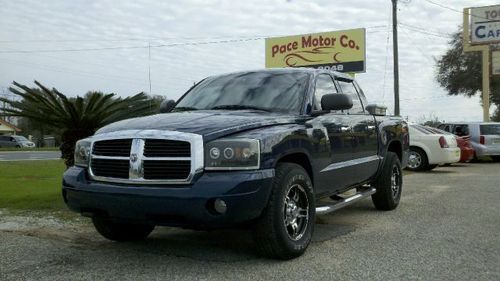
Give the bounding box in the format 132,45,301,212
144,139,190,157
88,130,204,185
92,139,132,157
91,158,130,179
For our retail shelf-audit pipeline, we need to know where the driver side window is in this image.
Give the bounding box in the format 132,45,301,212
314,74,338,110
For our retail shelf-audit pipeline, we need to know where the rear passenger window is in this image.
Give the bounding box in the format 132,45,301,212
337,80,364,114
480,124,500,135
314,75,338,110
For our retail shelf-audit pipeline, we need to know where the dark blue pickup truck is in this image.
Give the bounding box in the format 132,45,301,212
63,68,409,259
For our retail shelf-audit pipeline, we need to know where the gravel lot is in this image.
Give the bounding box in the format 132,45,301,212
1,162,499,281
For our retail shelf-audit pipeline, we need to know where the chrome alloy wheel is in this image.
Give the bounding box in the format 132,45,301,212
390,165,401,198
283,184,309,241
408,150,422,169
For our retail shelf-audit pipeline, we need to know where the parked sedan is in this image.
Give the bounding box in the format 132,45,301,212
407,124,460,171
424,126,474,163
0,135,36,148
438,122,500,161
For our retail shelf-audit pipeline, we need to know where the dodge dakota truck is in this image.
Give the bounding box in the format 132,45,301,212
63,68,409,259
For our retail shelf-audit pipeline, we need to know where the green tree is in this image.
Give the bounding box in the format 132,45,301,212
0,81,161,167
436,30,500,121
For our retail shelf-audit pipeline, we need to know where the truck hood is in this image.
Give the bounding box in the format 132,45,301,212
95,111,302,141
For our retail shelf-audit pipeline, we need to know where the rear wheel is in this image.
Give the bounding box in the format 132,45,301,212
492,156,500,162
372,152,402,211
406,147,428,171
92,217,154,242
253,163,315,260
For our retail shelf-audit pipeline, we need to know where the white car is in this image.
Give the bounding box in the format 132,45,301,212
407,124,460,171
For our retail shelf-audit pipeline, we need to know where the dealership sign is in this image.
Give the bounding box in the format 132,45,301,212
471,5,500,44
492,50,500,76
265,28,366,73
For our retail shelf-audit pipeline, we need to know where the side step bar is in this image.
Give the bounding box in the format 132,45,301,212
315,187,376,215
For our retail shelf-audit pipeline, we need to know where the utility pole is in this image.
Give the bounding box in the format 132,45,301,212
392,0,400,116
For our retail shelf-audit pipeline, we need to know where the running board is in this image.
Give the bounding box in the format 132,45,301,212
315,187,377,215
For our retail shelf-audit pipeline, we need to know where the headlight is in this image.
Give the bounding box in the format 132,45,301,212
74,139,92,167
205,139,260,170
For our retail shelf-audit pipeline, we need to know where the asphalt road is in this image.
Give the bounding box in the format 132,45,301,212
1,163,499,281
0,151,61,161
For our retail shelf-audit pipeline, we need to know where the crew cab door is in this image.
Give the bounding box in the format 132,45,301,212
311,74,379,196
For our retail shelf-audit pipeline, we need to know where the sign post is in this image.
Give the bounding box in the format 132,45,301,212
265,28,366,73
464,5,500,122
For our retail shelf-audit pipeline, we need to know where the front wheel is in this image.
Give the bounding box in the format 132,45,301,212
92,217,154,242
253,163,315,260
372,152,402,211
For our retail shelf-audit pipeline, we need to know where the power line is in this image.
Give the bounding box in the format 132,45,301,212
398,22,452,37
0,26,391,54
398,25,451,39
0,37,266,54
0,26,389,44
422,0,488,20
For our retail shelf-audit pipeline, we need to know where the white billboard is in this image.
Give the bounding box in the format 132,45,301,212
471,5,500,45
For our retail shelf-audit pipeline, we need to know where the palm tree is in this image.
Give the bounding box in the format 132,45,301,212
0,81,160,167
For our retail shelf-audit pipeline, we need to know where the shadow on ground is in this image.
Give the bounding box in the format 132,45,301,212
91,221,356,262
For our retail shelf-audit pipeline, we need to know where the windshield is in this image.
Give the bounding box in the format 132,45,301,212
480,124,500,135
175,72,310,113
13,136,28,141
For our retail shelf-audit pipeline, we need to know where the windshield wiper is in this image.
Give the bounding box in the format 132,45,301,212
172,106,198,112
210,105,271,112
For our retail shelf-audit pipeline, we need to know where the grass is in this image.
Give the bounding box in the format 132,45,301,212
0,147,60,151
0,160,68,212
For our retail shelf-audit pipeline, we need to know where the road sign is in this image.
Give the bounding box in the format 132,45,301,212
265,28,366,73
471,5,500,45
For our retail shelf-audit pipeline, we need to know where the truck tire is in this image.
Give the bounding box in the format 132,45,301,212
406,147,428,171
372,152,402,211
253,163,315,259
92,217,154,242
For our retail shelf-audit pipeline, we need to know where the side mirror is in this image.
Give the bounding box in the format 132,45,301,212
159,99,176,113
365,104,387,116
321,94,353,111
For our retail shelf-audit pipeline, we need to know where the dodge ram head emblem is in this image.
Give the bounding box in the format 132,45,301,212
130,153,138,162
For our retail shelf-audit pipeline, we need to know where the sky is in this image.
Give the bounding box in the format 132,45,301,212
0,0,496,123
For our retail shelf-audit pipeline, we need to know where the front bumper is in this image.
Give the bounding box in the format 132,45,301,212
62,167,274,228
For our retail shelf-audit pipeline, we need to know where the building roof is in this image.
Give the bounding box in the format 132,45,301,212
0,119,21,132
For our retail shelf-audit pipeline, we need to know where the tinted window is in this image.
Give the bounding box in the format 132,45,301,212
0,136,7,141
453,124,469,136
337,80,364,113
314,74,337,110
480,124,500,135
176,72,309,113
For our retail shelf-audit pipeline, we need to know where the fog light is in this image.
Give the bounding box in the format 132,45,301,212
214,198,227,214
